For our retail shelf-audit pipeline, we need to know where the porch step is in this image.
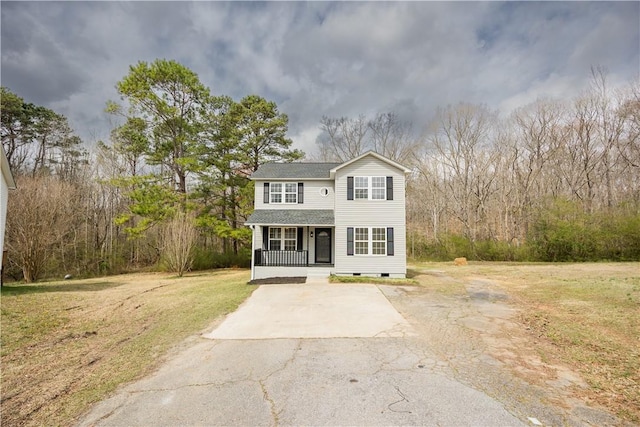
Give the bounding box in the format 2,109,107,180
306,267,331,279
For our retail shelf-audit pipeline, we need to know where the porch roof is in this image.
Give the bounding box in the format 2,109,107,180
245,209,334,226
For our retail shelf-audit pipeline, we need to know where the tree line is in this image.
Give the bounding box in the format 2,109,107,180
316,68,640,261
2,59,301,282
2,63,638,282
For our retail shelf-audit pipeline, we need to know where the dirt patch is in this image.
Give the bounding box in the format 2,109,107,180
248,277,307,285
392,265,638,426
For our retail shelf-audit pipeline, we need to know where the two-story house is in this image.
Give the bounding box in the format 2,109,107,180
246,151,410,281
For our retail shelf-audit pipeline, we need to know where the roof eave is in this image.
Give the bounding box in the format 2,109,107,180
249,177,332,181
245,222,334,226
329,151,411,178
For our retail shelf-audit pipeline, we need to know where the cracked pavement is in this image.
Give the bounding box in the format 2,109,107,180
77,280,618,426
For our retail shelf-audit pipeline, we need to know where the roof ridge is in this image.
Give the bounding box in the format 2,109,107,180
262,161,341,164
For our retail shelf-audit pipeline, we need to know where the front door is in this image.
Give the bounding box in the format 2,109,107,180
315,228,332,263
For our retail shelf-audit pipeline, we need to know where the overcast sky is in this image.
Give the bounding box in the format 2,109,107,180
2,1,638,156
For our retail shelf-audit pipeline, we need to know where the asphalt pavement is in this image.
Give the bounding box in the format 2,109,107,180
77,282,525,426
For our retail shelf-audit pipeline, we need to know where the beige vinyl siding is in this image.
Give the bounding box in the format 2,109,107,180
254,180,335,210
254,225,263,250
333,156,407,276
254,226,307,251
253,266,309,280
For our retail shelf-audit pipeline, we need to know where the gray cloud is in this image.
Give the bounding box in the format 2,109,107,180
2,1,638,154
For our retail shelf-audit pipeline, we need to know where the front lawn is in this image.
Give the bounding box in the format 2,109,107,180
1,269,253,427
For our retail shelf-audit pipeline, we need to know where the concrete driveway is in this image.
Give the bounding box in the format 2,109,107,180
204,283,414,339
78,282,529,426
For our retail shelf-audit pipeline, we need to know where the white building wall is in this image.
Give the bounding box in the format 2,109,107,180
0,175,8,257
253,266,309,280
333,156,407,277
1,147,16,263
254,180,335,210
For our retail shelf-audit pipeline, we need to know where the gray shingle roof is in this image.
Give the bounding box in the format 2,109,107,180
251,162,342,179
245,209,335,225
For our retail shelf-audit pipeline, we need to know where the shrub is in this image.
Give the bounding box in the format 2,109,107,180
191,247,251,270
529,199,640,262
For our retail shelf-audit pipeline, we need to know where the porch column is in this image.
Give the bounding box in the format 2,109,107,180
250,225,256,280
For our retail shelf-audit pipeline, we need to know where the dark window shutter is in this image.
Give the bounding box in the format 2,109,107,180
262,226,269,249
298,183,304,204
386,176,393,200
347,227,354,256
263,183,270,204
387,227,394,256
347,176,354,200
297,227,303,250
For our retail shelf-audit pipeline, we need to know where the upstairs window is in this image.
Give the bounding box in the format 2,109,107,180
268,182,300,204
348,176,391,201
354,177,369,200
284,183,297,203
270,183,283,203
371,177,386,200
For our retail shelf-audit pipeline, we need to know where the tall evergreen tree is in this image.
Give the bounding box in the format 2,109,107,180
107,59,210,235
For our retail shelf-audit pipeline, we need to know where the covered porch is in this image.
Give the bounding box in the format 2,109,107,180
245,209,335,280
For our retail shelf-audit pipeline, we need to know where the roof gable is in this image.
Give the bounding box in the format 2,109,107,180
330,151,411,176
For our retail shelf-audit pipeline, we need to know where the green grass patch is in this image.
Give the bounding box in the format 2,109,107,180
329,274,418,286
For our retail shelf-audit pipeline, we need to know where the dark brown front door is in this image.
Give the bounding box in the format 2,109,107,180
315,228,332,263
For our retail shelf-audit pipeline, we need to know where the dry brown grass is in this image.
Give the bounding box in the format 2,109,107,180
411,261,640,423
1,269,253,427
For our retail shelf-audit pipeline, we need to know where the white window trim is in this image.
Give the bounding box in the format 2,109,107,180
354,226,386,256
354,177,368,200
270,182,298,204
268,227,298,250
354,227,369,255
354,176,386,201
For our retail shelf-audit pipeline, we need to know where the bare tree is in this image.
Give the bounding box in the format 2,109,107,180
428,103,498,243
161,211,197,276
411,156,448,241
5,176,79,282
510,98,567,236
316,112,419,164
368,112,418,164
317,115,369,161
618,79,640,169
590,66,627,209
